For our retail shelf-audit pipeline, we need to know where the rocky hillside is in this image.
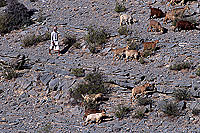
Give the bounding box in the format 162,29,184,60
0,0,200,132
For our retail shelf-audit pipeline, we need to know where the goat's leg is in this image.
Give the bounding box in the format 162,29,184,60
125,58,127,63
180,0,184,6
151,27,153,32
113,55,116,61
168,0,172,6
147,26,150,32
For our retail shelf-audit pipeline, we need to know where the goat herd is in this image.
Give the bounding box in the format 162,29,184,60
114,0,198,62
81,0,199,125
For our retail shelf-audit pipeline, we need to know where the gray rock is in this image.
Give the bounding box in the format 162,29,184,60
101,47,111,53
28,90,38,97
49,78,60,91
54,93,61,100
40,73,54,86
21,80,32,90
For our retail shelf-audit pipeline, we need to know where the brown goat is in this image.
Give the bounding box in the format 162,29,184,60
172,5,190,17
164,12,178,24
149,7,165,19
111,47,126,61
143,40,159,52
83,109,106,120
147,20,163,33
164,5,189,24
174,20,196,31
131,83,152,104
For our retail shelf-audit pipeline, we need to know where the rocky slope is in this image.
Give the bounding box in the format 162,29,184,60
0,0,200,132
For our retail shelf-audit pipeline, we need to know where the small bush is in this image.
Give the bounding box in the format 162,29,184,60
37,9,44,22
137,97,152,106
85,26,108,53
115,104,130,119
70,70,107,102
161,101,180,116
22,32,50,47
2,67,17,80
196,67,200,76
73,42,81,49
0,0,7,7
127,38,140,50
142,50,152,58
173,88,191,101
133,106,146,119
114,2,126,13
39,122,52,133
42,32,51,41
0,0,34,34
169,62,191,71
71,68,85,77
192,108,200,116
84,101,99,110
63,33,76,47
139,57,145,64
118,26,129,35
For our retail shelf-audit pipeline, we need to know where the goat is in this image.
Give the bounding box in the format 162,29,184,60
171,5,190,17
124,45,140,63
84,112,106,125
147,20,163,33
83,109,106,120
111,47,126,61
131,83,152,104
168,0,185,6
163,11,178,24
174,20,196,31
149,7,165,19
81,93,103,103
120,14,133,26
164,5,189,24
143,40,159,52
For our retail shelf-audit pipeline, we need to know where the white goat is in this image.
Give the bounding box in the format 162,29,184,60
84,112,106,125
120,14,133,26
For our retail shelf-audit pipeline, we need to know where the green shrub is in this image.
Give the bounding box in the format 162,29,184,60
173,88,191,101
88,43,98,54
37,9,44,22
137,97,152,106
196,67,200,76
114,2,126,13
63,33,77,47
2,67,17,80
169,62,191,71
118,26,129,35
139,57,145,64
70,70,107,102
39,122,52,133
84,101,100,110
42,32,51,41
142,50,152,58
115,104,130,119
0,0,34,34
71,68,85,77
161,101,180,116
73,42,81,49
22,32,50,47
133,106,146,119
192,108,200,116
0,0,7,7
85,26,108,53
